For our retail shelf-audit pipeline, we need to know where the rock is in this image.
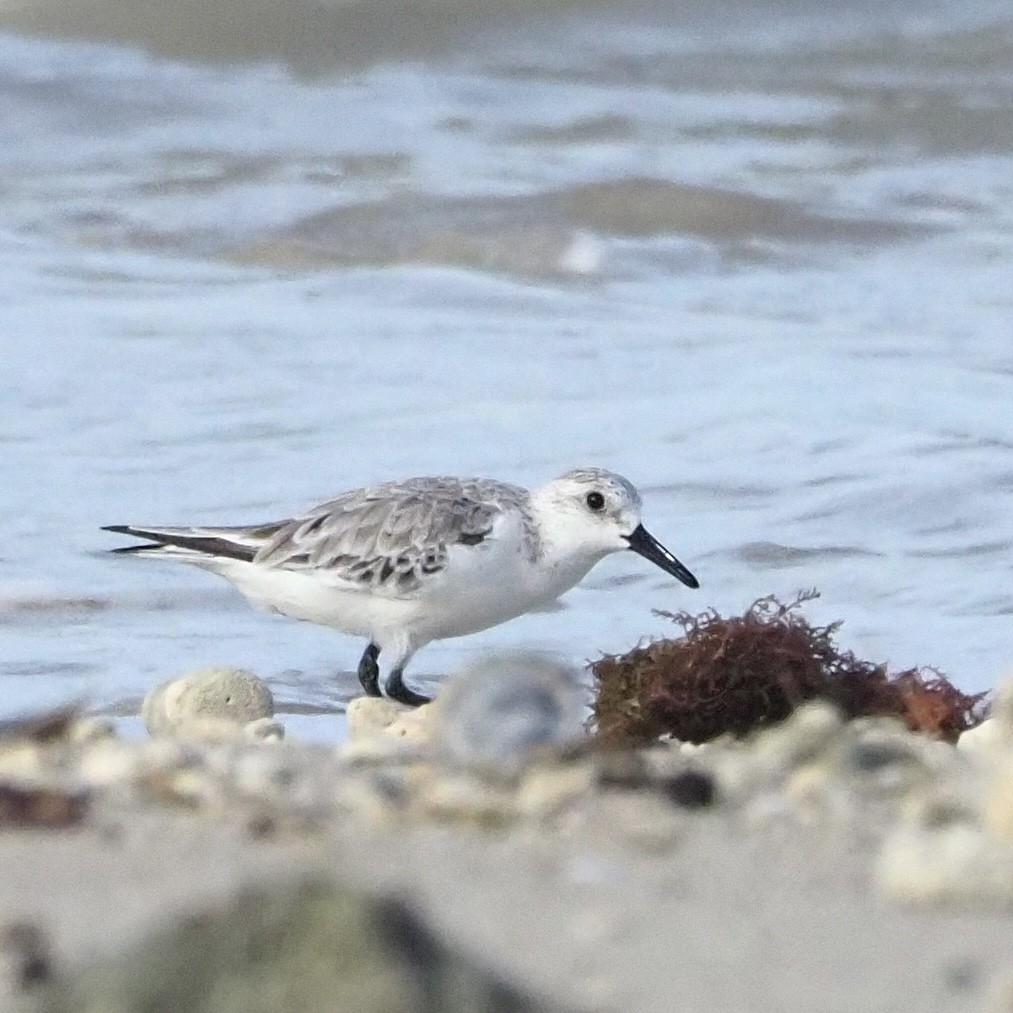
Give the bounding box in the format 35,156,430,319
432,654,587,777
344,700,431,757
142,668,274,740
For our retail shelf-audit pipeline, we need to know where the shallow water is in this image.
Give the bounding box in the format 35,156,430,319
1,0,1011,730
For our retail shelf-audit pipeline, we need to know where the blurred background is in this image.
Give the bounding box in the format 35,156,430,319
1,0,1010,735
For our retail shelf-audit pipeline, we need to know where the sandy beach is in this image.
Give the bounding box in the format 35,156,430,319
3,664,1013,1013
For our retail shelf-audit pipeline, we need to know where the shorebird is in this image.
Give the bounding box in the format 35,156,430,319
103,468,698,706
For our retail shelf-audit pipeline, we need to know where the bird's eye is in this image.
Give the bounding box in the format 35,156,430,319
585,491,606,512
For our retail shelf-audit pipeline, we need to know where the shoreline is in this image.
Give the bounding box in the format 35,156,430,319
2,667,1013,1012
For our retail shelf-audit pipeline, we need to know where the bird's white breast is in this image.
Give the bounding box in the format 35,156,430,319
204,508,604,649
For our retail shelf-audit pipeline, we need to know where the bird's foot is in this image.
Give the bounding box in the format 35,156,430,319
357,643,382,697
385,667,431,707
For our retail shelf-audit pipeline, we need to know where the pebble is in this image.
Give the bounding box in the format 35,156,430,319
707,700,843,799
515,762,594,819
417,772,518,827
142,667,275,740
0,743,47,784
243,717,285,743
345,697,431,747
433,654,587,777
76,740,140,787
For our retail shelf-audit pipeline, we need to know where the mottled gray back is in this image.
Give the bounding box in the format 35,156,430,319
255,477,531,592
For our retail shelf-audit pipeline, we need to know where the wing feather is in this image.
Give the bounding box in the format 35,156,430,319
254,477,521,592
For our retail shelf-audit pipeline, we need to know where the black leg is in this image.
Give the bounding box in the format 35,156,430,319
357,643,381,697
385,667,431,707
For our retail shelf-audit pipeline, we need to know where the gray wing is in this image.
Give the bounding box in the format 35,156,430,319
254,477,522,593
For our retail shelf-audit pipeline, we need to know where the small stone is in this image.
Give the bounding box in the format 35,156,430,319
243,717,285,743
660,769,716,809
136,737,203,775
838,721,945,796
345,697,432,746
433,654,587,777
706,700,842,800
0,743,45,783
142,667,274,739
784,762,830,805
748,700,842,772
418,772,517,827
139,767,219,808
76,740,139,787
515,762,594,818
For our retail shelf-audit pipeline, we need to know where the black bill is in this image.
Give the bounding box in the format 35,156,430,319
624,524,699,589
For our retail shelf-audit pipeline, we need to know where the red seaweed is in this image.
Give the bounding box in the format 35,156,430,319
590,591,988,746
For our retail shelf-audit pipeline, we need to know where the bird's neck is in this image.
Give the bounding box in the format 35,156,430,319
525,496,610,599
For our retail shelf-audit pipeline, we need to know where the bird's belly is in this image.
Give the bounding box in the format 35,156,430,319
214,560,413,638
413,580,538,640
210,536,598,646
410,543,593,641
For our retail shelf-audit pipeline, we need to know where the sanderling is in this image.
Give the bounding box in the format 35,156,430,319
103,467,698,707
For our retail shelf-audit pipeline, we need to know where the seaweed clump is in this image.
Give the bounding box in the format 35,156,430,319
590,591,988,747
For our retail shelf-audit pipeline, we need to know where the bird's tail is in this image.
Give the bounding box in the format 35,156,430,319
101,523,285,562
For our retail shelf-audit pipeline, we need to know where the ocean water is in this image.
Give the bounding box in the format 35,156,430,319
1,0,1011,735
